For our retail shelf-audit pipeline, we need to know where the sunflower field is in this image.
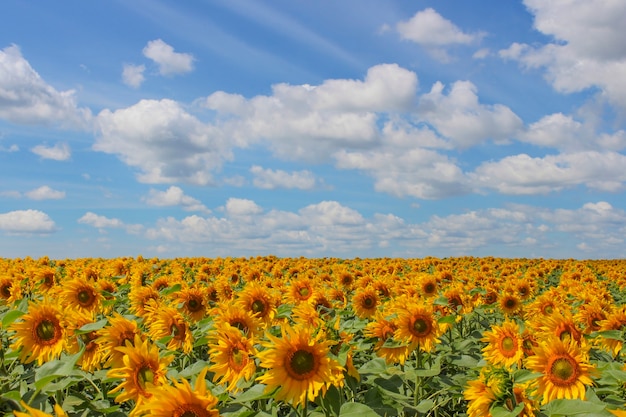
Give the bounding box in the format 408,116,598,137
0,256,625,417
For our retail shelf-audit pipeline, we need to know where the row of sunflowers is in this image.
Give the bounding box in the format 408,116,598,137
0,255,625,416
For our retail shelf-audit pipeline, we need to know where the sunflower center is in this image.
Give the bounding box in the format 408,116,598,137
251,299,266,314
0,284,11,298
187,298,203,312
171,322,186,339
500,336,516,356
298,286,310,298
550,356,578,386
174,404,212,417
137,364,156,391
229,346,247,371
77,288,94,306
412,317,431,337
362,296,375,309
424,282,436,294
35,319,59,344
504,298,517,309
231,320,249,334
287,349,316,380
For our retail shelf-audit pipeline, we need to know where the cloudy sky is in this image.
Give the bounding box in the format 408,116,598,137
1,0,626,260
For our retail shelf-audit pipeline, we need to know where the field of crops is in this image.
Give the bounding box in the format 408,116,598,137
0,256,625,417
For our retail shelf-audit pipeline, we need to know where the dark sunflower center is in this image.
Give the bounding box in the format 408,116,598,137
424,283,436,294
412,317,431,336
543,304,554,315
0,284,11,298
519,287,528,296
36,319,57,342
230,346,246,370
171,322,185,339
187,298,203,312
362,296,375,308
78,289,94,305
504,298,517,309
298,286,310,297
551,357,577,385
231,320,249,334
251,299,266,314
290,350,315,376
175,404,211,417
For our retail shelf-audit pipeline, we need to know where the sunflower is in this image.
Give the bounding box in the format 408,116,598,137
351,287,380,319
59,276,102,314
525,336,595,404
235,282,277,325
499,291,522,316
174,287,208,322
596,305,626,357
145,302,194,354
537,311,583,346
65,310,104,372
481,320,524,369
256,323,345,408
215,302,264,338
393,301,444,353
14,401,68,417
208,323,257,392
417,274,439,298
0,276,21,305
464,376,497,417
286,277,316,304
9,299,66,365
107,335,172,409
128,286,161,318
97,312,142,368
364,312,410,365
132,368,220,417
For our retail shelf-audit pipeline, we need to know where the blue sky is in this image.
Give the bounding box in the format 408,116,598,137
1,0,626,259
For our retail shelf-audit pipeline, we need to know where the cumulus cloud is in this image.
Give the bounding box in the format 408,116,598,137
139,198,625,258
418,81,523,147
143,186,210,213
25,185,65,200
0,45,92,128
30,142,71,161
142,39,194,76
0,209,56,234
250,165,317,190
500,0,626,111
122,63,145,88
470,151,626,194
396,8,484,61
78,212,142,234
94,99,230,185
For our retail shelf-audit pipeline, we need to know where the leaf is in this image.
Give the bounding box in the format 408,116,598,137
415,399,435,414
34,349,84,391
74,318,108,334
491,403,525,417
438,315,456,324
339,402,380,417
542,399,613,416
1,309,25,328
230,384,275,404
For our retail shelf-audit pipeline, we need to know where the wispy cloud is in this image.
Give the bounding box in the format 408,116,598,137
30,142,71,161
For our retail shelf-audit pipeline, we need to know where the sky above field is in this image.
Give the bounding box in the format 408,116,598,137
1,0,626,260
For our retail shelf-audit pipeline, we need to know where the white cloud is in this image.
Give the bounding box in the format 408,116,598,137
0,143,18,152
25,185,65,200
122,63,145,88
142,39,194,76
470,151,626,194
500,0,626,111
0,45,92,128
30,142,71,161
0,209,56,234
143,186,210,213
77,211,143,234
418,81,523,147
95,99,231,185
140,199,625,258
250,165,316,190
396,8,484,61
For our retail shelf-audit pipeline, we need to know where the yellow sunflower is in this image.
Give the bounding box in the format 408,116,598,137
97,312,142,368
65,309,104,372
235,281,277,325
132,368,220,417
174,286,208,322
59,276,102,314
597,305,626,357
145,302,194,354
525,336,595,404
351,287,380,319
364,312,410,365
13,401,68,417
128,285,161,318
481,320,524,369
0,276,21,305
208,323,257,392
214,302,264,338
256,323,345,408
107,335,172,408
499,291,523,316
9,299,66,365
393,301,444,353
